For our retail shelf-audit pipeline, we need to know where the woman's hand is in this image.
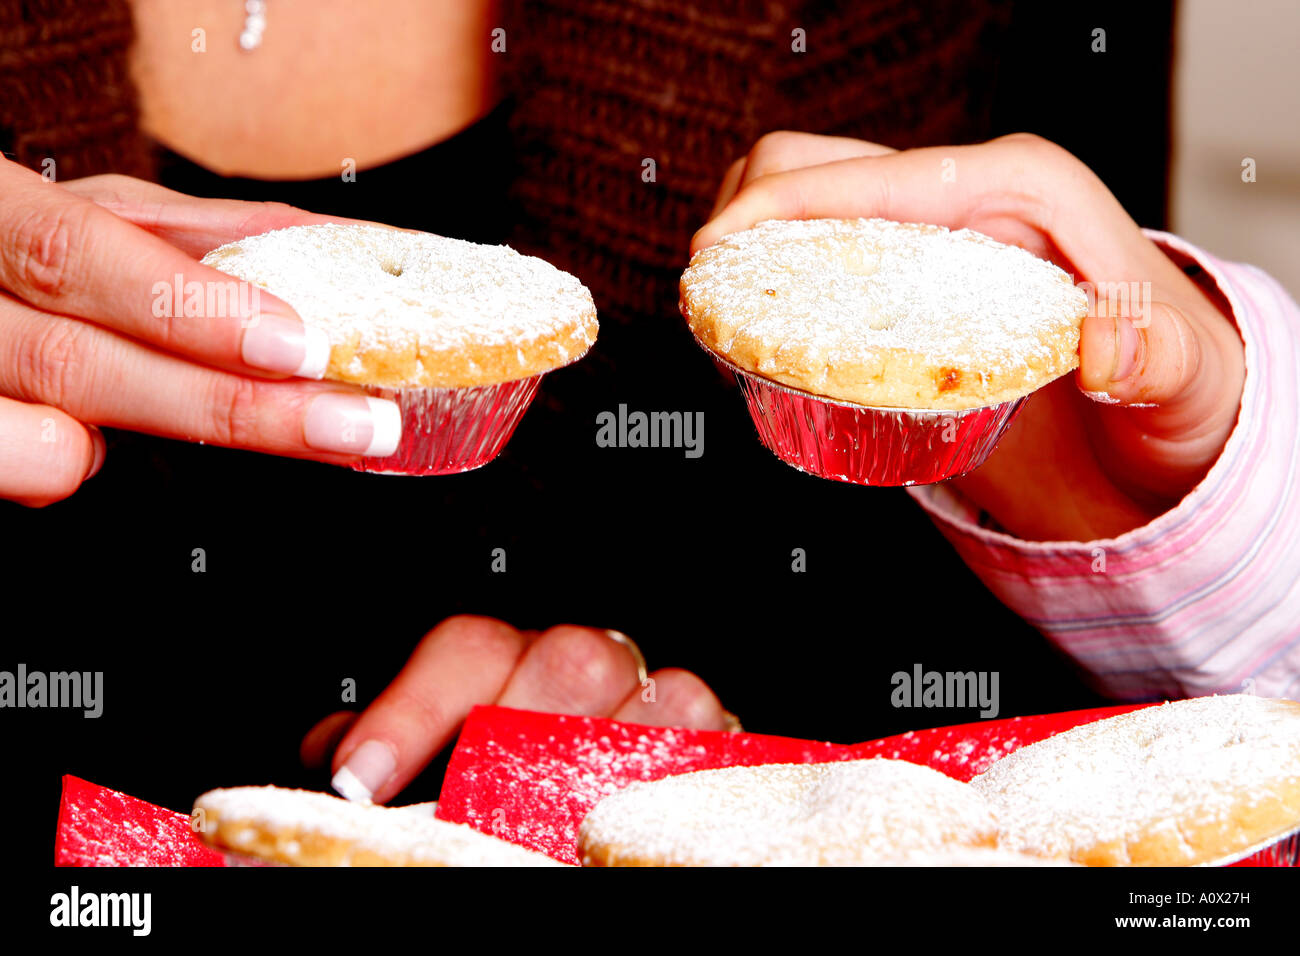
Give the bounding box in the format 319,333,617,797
300,615,732,804
0,162,401,507
696,132,1246,541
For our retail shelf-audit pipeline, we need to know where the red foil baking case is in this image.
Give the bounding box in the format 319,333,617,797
704,347,1029,487
1206,826,1300,867
352,374,543,476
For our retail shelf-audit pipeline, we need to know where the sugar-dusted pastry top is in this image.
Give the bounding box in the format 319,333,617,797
971,696,1300,866
202,224,598,388
194,786,565,867
680,218,1087,410
578,758,997,866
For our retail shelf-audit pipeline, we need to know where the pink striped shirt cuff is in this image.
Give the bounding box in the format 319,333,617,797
907,231,1300,702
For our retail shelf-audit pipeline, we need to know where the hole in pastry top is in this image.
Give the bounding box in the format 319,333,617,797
379,258,404,277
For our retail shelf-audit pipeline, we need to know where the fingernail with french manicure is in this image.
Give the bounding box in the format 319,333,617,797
1109,315,1142,383
84,426,106,480
331,740,397,803
241,310,331,378
303,393,401,457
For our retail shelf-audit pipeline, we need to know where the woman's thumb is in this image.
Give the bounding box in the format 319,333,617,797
1079,299,1202,407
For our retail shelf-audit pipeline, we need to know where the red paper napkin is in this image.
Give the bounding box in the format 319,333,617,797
433,703,1143,864
55,775,225,867
55,703,1148,867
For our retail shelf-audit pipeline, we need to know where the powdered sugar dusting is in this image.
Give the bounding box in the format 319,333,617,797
439,710,849,863
971,696,1300,859
195,787,564,866
682,218,1086,371
579,758,996,866
201,224,595,365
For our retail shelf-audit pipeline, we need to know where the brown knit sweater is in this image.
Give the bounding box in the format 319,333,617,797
0,1,1009,320
0,0,154,180
501,0,1010,331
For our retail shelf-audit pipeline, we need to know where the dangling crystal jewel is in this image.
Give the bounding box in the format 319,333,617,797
239,0,266,51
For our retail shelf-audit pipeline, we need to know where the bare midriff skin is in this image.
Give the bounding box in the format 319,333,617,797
129,0,497,179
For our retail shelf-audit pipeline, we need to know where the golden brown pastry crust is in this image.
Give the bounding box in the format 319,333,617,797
317,318,598,389
681,218,1087,410
202,224,598,389
972,697,1300,866
578,759,999,867
194,787,564,867
578,835,1006,868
